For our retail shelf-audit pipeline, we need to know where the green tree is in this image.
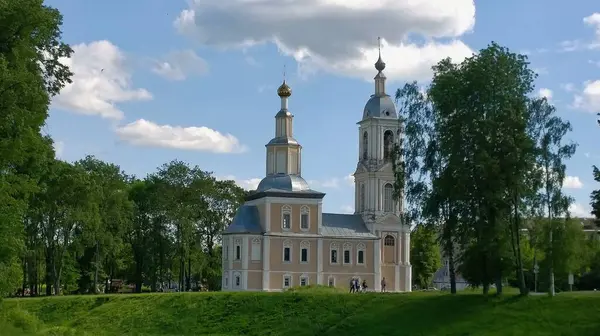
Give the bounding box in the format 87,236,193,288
591,166,600,223
428,43,539,295
75,156,133,293
410,225,442,289
0,0,72,297
529,97,576,296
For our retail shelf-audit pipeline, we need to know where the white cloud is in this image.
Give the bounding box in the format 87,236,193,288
573,80,600,113
115,119,246,153
340,205,355,214
217,175,262,190
569,203,591,218
563,176,583,189
584,13,600,47
537,88,553,100
560,83,575,92
53,141,64,158
152,50,209,81
53,40,152,120
174,0,475,81
344,174,354,186
559,13,600,52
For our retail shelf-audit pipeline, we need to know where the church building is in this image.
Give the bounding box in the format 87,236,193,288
221,49,411,292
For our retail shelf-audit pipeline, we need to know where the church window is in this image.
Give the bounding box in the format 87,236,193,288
330,242,339,264
233,271,241,289
383,130,394,161
224,274,229,288
343,243,352,265
300,206,310,231
384,183,394,212
384,235,395,246
283,274,292,288
234,239,242,261
283,240,292,263
282,205,292,230
300,241,310,263
360,184,366,211
328,276,335,287
357,243,366,265
362,131,368,160
251,238,261,261
300,274,309,286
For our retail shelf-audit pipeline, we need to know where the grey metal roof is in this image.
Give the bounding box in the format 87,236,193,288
362,93,397,120
267,137,299,146
223,205,263,234
321,213,377,239
256,174,319,193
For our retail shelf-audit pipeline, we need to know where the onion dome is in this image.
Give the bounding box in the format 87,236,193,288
277,80,292,97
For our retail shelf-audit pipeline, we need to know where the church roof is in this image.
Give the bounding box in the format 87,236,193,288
223,204,263,234
255,174,318,193
362,94,397,119
321,213,377,239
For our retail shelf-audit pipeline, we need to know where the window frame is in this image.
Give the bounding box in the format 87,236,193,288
330,242,339,265
327,276,336,287
281,205,292,231
251,238,261,261
283,274,292,289
234,239,242,261
343,242,352,265
233,271,241,289
224,273,229,288
299,274,309,287
283,239,292,263
300,240,310,264
356,242,366,265
383,183,394,212
384,235,395,246
300,206,310,231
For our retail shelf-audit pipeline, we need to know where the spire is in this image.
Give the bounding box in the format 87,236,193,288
375,37,386,72
374,37,386,96
277,65,292,110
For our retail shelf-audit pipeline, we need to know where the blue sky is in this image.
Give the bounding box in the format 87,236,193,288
45,0,600,216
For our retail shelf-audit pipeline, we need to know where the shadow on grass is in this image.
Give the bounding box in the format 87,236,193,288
320,293,492,336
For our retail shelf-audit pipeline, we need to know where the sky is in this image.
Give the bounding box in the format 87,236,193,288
44,0,600,216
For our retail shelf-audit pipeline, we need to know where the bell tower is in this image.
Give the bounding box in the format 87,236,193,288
353,37,402,225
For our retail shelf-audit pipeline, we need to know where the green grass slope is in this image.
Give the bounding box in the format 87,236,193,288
1,288,600,336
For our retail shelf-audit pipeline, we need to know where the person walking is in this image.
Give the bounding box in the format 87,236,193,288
349,278,355,293
362,280,368,293
381,277,387,292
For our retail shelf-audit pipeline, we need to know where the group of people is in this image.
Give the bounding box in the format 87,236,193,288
348,277,388,293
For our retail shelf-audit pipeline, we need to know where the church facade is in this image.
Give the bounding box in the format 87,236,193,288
221,51,411,292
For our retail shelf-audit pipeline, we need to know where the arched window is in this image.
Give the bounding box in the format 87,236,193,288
384,235,395,246
384,183,394,212
362,131,368,160
383,130,394,161
360,184,366,211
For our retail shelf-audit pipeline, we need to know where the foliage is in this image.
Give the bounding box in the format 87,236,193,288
410,225,442,288
0,0,72,298
591,166,600,223
3,291,600,335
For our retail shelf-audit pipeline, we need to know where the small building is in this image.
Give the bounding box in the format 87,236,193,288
221,49,411,292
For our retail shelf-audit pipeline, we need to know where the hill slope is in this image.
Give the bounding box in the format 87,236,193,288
1,289,600,336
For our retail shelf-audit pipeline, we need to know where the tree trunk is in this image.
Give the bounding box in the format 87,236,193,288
45,249,53,296
448,247,457,294
93,241,99,294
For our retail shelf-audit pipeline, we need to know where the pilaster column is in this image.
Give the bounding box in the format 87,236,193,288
374,238,381,291
265,201,271,232
228,236,234,289
403,231,410,265
242,236,249,290
262,236,270,291
317,238,323,285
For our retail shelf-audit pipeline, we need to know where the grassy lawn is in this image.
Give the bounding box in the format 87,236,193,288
1,287,599,336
